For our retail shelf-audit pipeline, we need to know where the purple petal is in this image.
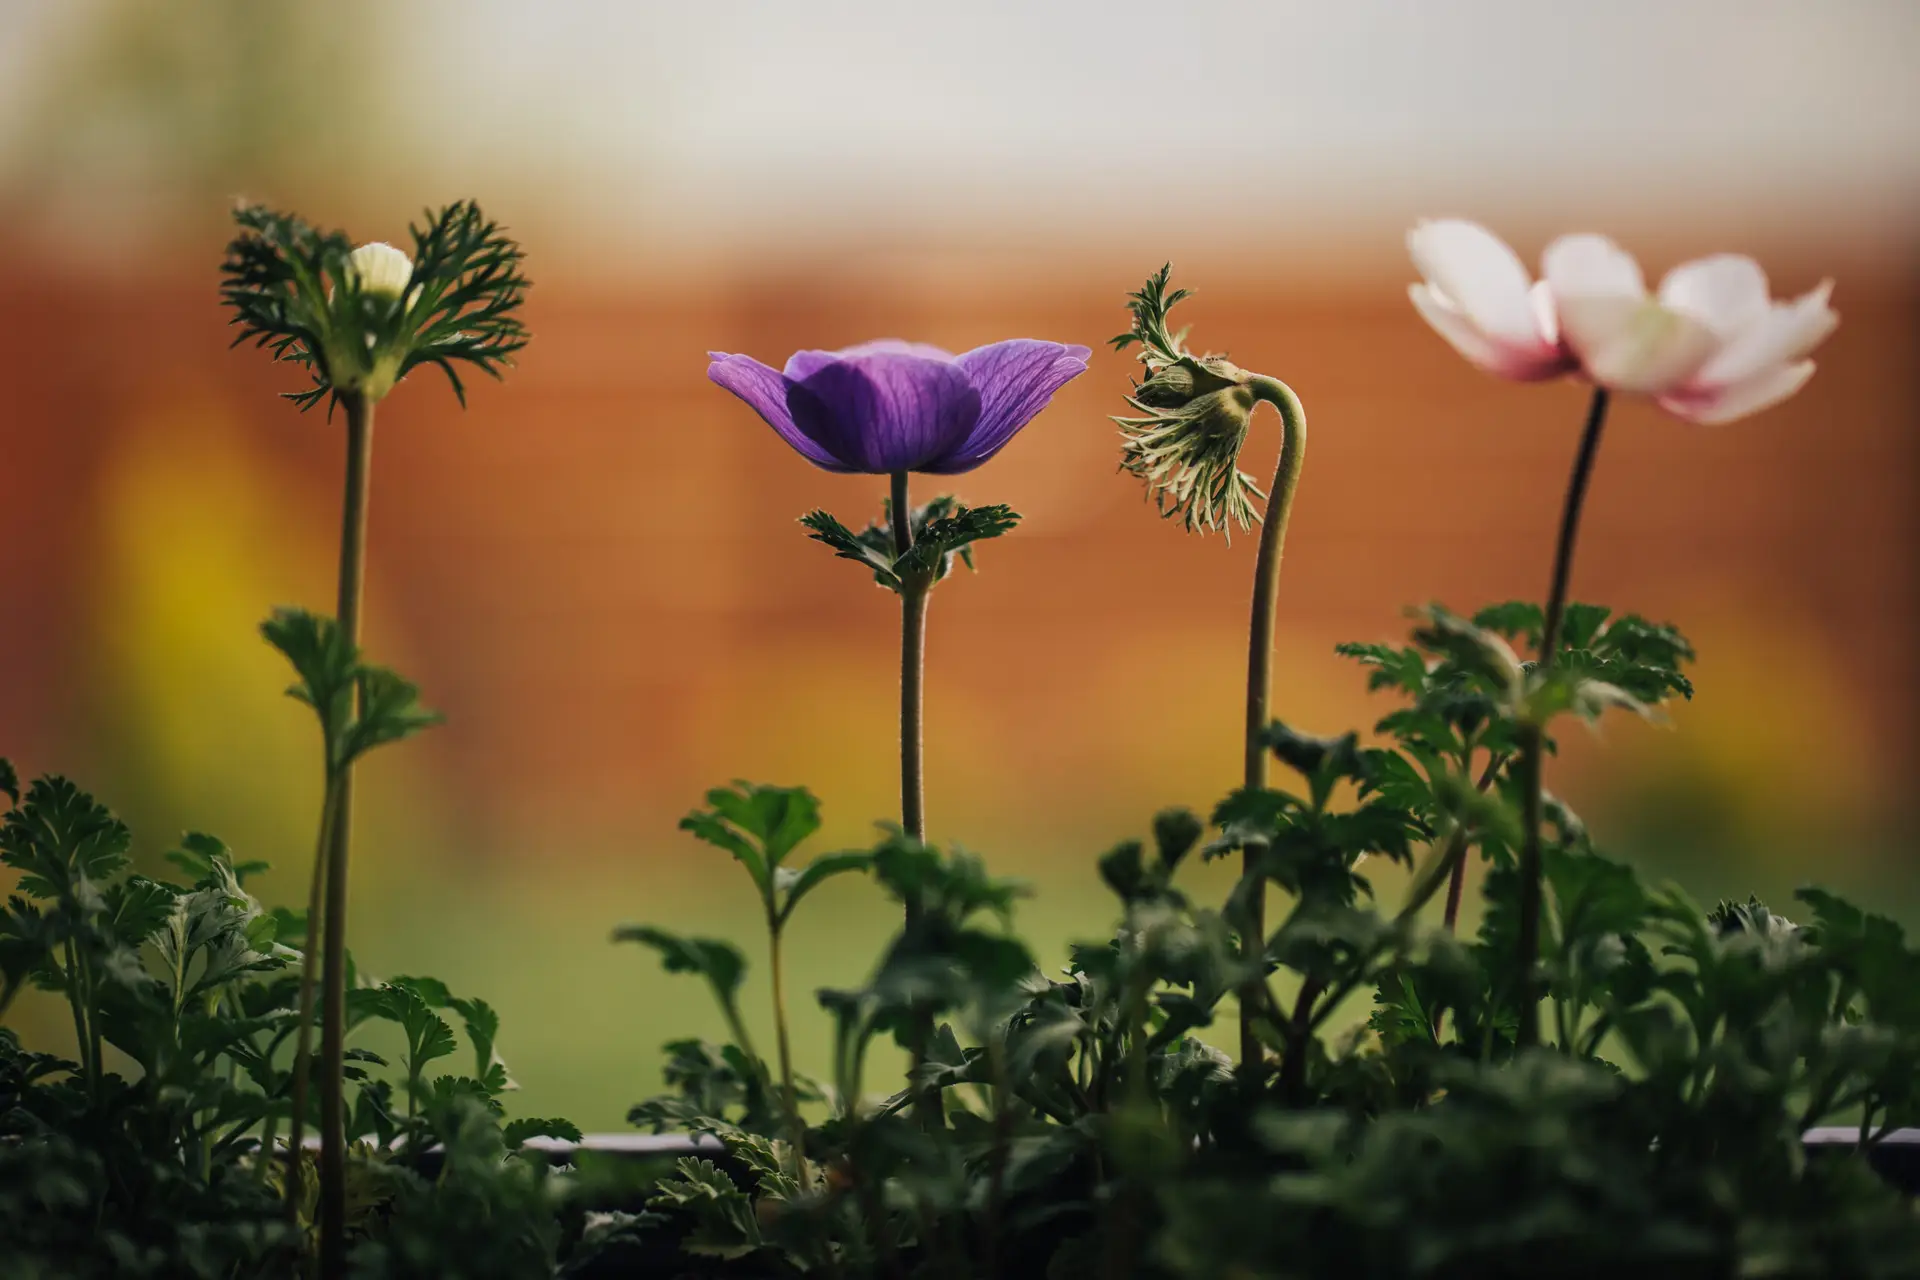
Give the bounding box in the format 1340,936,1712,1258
784,339,955,382
925,340,1092,473
707,352,853,471
791,352,981,473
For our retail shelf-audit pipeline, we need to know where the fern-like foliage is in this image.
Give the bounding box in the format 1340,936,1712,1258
219,200,529,411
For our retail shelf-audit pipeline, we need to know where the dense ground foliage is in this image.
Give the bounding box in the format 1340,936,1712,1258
4,602,1917,1278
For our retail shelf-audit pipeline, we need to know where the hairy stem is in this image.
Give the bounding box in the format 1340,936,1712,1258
284,779,338,1219
890,469,940,1124
768,923,810,1190
1237,377,1308,1076
1516,387,1610,1049
319,391,375,1279
892,471,925,845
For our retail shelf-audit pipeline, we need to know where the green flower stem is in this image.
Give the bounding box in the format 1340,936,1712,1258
1238,376,1307,1076
767,923,810,1190
319,390,375,1279
1516,386,1611,1050
60,938,93,1101
283,778,339,1219
981,1034,1013,1280
890,469,940,1125
1441,752,1509,933
891,471,926,845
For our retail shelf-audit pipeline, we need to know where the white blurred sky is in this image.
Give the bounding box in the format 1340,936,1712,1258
2,0,1918,257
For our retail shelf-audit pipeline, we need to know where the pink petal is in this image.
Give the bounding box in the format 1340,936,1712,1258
1529,279,1561,345
1659,360,1816,426
1409,284,1569,382
1542,234,1646,301
1691,281,1838,388
1553,296,1720,394
1657,254,1771,339
1408,220,1542,348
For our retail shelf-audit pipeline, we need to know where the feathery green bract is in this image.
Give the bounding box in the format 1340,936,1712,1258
802,495,1020,593
1111,265,1268,535
1111,262,1194,365
220,199,528,411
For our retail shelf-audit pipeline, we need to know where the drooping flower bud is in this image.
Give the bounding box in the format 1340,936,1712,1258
1115,373,1265,534
1110,267,1298,537
346,241,414,302
1132,354,1240,410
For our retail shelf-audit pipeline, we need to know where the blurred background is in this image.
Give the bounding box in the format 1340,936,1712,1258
0,0,1915,1129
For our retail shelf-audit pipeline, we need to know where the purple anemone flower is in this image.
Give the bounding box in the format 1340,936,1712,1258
707,338,1091,474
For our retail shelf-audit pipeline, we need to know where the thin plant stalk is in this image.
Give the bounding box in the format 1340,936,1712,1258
283,780,338,1219
889,469,940,1123
319,390,375,1279
981,1034,1013,1279
766,923,811,1190
1441,752,1508,934
891,471,926,845
61,938,94,1101
1237,377,1308,1075
1515,386,1610,1049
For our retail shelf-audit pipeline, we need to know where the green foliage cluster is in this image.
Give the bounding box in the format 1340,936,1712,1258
0,641,580,1277
599,604,1920,1279
6,594,1917,1278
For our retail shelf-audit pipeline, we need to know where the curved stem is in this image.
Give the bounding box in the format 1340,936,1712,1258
283,779,338,1220
319,391,375,1279
1237,377,1307,1076
1516,387,1610,1050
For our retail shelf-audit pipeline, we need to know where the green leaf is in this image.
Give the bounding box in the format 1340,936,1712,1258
613,926,747,1012
1152,808,1203,872
220,204,352,410
680,782,823,902
1335,642,1431,696
0,759,17,807
0,776,132,904
1408,605,1525,701
503,1116,582,1147
800,510,901,589
1112,263,1195,365
341,665,442,763
358,981,458,1090
448,994,510,1087
895,502,1021,581
646,1158,760,1259
165,831,269,886
396,200,532,401
102,877,177,949
804,498,1020,592
1099,841,1148,902
774,850,872,926
260,607,356,750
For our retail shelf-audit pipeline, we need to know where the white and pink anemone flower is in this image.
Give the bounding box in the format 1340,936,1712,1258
1409,218,1838,425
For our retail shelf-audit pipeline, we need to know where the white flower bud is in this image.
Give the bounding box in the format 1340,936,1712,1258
347,241,414,302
